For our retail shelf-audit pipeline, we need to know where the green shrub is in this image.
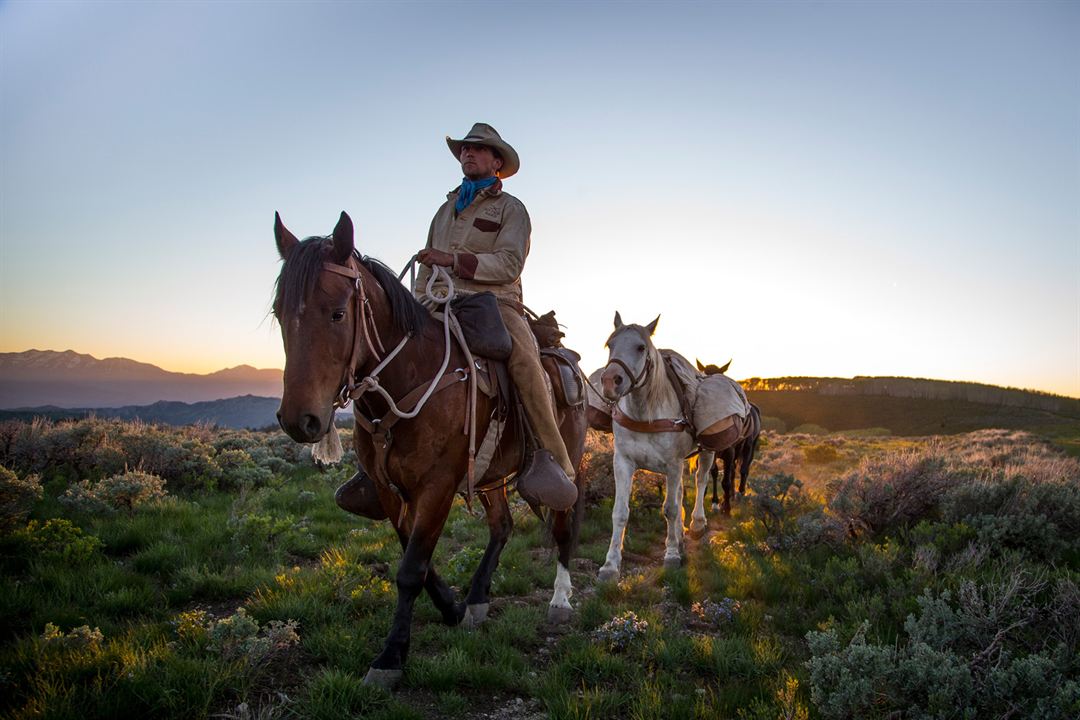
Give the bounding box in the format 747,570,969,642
0,465,42,531
803,444,841,464
61,470,167,515
941,475,1080,560
791,505,847,548
748,474,804,548
39,622,105,652
807,570,1080,719
206,608,299,663
13,518,102,562
828,450,954,536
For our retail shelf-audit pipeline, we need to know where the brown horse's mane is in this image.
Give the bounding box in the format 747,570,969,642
273,236,429,337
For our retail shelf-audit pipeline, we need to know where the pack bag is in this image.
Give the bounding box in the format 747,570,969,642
692,372,751,451
659,350,751,452
450,291,512,360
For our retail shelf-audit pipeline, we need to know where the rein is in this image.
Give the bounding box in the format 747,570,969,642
329,257,459,420
318,256,484,518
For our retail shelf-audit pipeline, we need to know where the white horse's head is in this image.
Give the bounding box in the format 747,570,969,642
601,311,660,401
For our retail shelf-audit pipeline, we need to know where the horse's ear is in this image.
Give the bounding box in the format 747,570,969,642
274,212,299,259
645,314,660,336
331,211,354,263
696,359,706,372
719,359,732,374
613,311,624,329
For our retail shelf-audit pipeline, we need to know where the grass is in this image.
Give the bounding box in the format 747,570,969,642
2,426,1078,718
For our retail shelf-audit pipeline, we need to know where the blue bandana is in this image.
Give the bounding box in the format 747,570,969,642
455,176,499,214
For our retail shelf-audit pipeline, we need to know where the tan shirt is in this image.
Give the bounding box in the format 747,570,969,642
414,181,531,302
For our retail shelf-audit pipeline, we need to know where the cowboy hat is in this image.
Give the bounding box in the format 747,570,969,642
446,123,520,178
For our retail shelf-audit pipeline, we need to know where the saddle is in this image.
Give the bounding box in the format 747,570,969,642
447,299,583,500
453,297,583,411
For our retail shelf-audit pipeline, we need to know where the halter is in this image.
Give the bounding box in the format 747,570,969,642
605,355,652,396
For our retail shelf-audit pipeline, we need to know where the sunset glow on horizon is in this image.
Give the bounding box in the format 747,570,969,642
2,1,1077,398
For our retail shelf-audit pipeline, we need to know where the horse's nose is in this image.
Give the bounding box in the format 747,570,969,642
300,414,323,439
601,366,623,399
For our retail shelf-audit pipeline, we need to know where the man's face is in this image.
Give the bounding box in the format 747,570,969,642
459,142,502,180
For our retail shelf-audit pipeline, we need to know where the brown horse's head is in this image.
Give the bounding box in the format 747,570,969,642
696,358,732,376
272,211,361,443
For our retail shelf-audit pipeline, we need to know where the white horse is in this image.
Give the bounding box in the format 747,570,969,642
596,312,714,581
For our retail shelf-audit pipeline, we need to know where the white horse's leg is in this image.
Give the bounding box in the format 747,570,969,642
599,451,635,582
689,450,714,538
547,561,574,623
662,459,686,569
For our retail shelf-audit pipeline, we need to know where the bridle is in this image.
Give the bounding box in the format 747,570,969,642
603,343,691,436
311,255,474,522
320,256,389,409
605,355,652,396
319,255,463,420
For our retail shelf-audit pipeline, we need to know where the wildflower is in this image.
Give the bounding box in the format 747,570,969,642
592,610,649,651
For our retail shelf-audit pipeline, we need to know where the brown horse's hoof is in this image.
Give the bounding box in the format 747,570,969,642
462,603,489,630
710,502,721,512
547,605,573,625
597,566,620,583
363,667,403,689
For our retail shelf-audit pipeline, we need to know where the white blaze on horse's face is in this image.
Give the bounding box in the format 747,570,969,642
600,312,660,402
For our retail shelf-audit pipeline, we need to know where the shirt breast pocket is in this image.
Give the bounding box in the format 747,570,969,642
465,217,502,251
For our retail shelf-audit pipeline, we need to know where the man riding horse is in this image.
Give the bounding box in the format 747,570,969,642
335,123,577,518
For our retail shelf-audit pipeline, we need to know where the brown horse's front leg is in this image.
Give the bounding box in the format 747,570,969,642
462,487,514,628
388,523,464,628
365,491,454,688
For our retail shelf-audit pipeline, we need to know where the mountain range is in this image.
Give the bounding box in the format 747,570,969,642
0,395,283,430
0,350,282,409
1,349,1076,442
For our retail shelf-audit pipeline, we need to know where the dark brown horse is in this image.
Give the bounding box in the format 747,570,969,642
695,360,761,514
273,211,587,687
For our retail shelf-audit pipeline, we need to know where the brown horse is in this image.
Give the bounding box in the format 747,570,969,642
273,211,587,687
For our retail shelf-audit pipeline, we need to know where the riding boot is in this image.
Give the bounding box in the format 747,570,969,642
499,304,578,512
334,467,388,520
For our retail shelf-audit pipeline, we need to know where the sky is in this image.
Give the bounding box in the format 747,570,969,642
1,0,1077,397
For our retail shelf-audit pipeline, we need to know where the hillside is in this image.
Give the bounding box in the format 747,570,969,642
743,375,1080,417
0,350,282,408
0,395,280,430
748,390,1079,435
